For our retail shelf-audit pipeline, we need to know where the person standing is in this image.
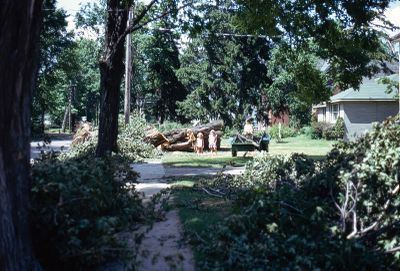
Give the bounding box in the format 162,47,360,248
186,129,196,152
196,132,204,155
208,130,218,156
243,119,254,139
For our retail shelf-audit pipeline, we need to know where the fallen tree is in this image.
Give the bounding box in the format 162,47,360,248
145,120,224,151
71,123,92,146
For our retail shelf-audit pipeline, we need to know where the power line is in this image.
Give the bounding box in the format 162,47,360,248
142,26,270,39
41,8,272,39
42,5,272,39
42,8,130,12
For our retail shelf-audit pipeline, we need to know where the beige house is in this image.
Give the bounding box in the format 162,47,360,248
314,75,399,140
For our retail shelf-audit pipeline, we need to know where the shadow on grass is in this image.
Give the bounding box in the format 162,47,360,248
163,156,252,168
172,186,232,252
307,155,327,161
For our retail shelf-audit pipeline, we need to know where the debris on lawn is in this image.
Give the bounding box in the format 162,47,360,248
144,121,223,152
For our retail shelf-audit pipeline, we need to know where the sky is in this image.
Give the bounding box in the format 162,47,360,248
57,0,96,12
56,0,95,31
58,0,400,35
385,2,400,30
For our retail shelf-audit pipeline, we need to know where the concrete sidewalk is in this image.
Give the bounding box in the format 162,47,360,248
129,160,245,271
131,160,244,198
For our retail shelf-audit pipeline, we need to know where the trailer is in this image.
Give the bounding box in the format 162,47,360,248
230,134,270,157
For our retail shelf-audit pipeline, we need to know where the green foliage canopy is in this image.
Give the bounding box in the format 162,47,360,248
177,1,271,127
234,0,395,90
33,0,74,133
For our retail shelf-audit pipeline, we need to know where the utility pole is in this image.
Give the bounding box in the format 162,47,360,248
124,7,133,125
62,82,72,133
61,81,76,133
68,87,72,132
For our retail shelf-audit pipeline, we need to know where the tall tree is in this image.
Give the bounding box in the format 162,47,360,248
95,0,192,156
74,39,102,123
33,0,72,135
43,39,101,127
95,0,131,156
0,0,43,270
177,1,271,127
138,20,187,123
265,45,330,127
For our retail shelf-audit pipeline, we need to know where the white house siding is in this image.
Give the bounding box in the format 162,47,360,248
326,106,332,122
343,102,398,140
316,108,326,122
324,103,343,123
339,105,345,119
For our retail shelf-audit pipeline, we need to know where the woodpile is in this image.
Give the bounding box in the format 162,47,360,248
71,123,92,146
144,120,224,152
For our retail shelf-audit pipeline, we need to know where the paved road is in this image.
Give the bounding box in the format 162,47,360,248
30,139,72,159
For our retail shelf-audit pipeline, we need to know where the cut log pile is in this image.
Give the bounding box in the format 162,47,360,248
72,123,92,146
144,120,224,152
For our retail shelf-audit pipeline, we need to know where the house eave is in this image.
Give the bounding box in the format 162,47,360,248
312,103,327,109
330,98,397,103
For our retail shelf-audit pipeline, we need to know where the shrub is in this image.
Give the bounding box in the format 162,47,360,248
311,118,345,140
191,115,400,270
332,117,345,139
311,121,332,139
32,113,156,269
118,113,158,161
195,155,388,270
62,113,157,162
60,136,97,160
299,126,313,138
32,157,143,270
240,153,316,189
268,124,296,141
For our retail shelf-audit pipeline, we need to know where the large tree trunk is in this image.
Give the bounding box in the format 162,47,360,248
0,0,42,270
145,121,224,151
96,2,129,157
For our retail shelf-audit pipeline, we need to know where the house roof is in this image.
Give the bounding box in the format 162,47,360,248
330,74,399,103
389,32,400,42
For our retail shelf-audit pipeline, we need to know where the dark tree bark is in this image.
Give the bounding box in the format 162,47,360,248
95,0,172,157
0,0,43,270
96,1,129,157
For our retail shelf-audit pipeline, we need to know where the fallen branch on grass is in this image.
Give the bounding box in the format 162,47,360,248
201,187,223,198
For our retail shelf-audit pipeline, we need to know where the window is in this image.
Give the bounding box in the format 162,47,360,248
331,104,339,121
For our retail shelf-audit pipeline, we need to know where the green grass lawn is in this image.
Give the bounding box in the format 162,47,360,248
167,137,337,267
171,182,232,266
162,135,336,166
268,135,336,159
